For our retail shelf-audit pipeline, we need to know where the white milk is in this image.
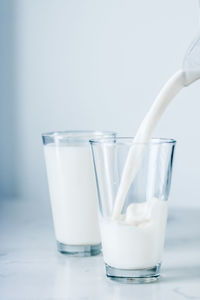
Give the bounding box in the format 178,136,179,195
112,70,185,220
101,198,168,269
44,144,101,245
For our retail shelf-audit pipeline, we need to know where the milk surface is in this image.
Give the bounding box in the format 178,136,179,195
101,198,168,269
44,144,101,245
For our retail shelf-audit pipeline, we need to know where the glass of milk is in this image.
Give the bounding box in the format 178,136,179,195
42,131,116,256
90,137,176,282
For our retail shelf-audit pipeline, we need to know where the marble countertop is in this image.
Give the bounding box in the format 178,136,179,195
1,199,200,300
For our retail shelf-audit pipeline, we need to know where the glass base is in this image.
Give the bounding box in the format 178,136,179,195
57,241,101,257
105,263,161,283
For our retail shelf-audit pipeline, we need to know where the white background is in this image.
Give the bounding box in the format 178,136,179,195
1,0,200,207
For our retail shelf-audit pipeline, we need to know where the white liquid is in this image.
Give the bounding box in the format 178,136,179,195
44,144,101,245
101,198,168,269
112,70,185,220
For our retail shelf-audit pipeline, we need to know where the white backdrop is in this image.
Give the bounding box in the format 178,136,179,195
1,0,200,207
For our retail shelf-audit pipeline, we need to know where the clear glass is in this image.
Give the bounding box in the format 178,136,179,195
42,130,116,256
90,137,176,282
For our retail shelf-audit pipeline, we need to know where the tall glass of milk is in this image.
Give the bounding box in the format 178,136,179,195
90,137,176,281
42,131,116,256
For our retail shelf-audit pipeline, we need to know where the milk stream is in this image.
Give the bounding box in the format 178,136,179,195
112,70,185,220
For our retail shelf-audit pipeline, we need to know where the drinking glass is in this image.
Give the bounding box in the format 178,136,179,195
42,131,116,256
90,137,176,282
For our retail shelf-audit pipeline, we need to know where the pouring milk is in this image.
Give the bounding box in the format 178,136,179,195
112,70,184,220
112,33,200,220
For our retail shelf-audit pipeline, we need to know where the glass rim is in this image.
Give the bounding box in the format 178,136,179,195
90,137,176,145
42,130,116,139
